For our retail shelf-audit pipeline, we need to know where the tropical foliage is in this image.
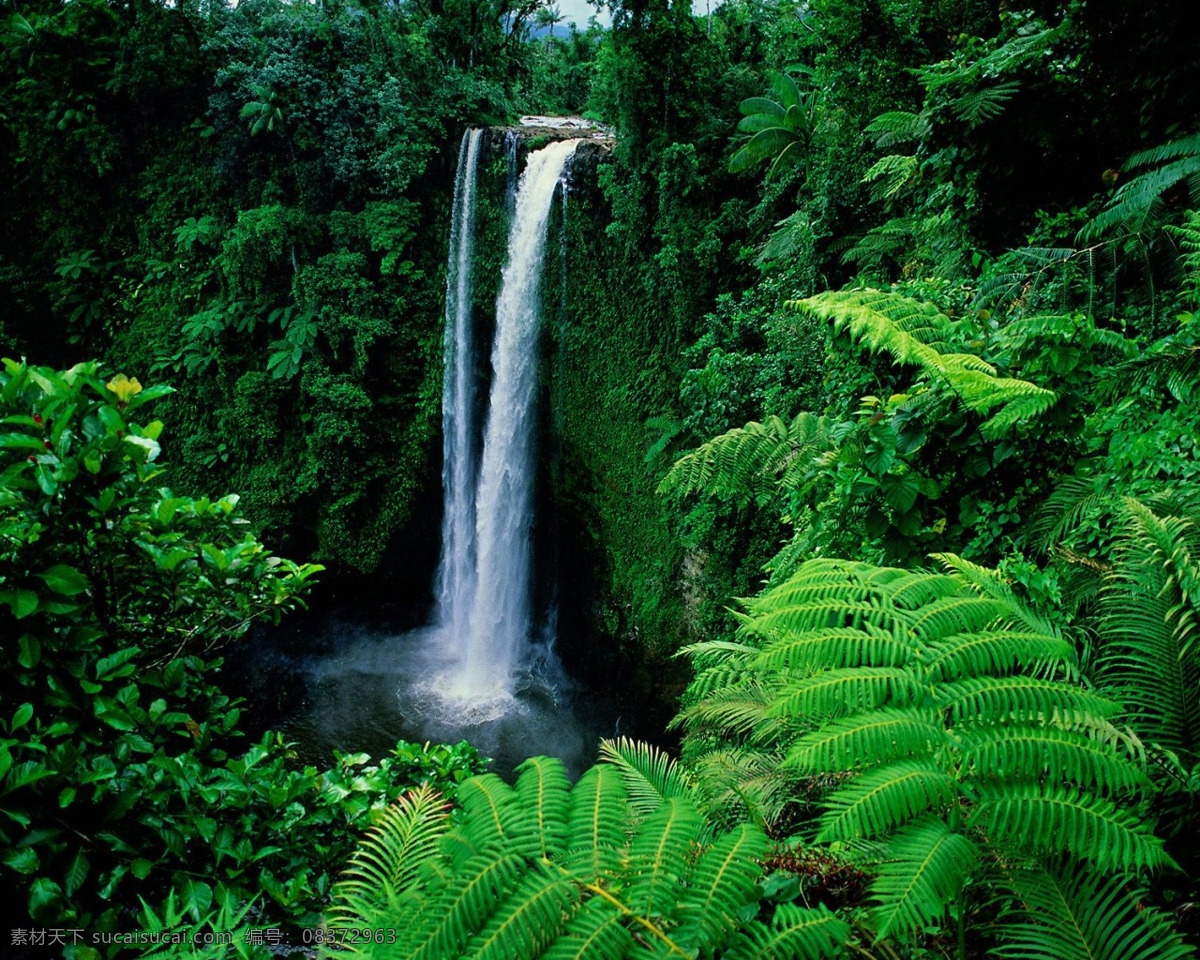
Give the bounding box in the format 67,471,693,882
4,0,1200,955
674,557,1188,956
327,755,848,960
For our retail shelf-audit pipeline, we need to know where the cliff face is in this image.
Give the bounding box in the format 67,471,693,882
422,127,680,731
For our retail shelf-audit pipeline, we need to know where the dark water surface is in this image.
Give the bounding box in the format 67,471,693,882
229,612,628,779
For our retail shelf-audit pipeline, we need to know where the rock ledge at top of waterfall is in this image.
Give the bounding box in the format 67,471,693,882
518,115,613,138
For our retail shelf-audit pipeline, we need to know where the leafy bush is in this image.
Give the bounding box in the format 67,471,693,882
0,360,488,950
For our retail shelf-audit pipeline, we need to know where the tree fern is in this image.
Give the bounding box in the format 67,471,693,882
1079,132,1200,243
327,753,845,960
675,558,1179,948
789,289,1057,438
996,858,1194,960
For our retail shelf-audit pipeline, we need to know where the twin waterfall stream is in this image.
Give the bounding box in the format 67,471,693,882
271,131,609,775
434,133,581,708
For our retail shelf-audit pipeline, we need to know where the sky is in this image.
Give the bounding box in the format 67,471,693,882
551,0,611,29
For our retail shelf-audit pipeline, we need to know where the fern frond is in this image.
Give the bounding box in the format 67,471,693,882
1099,499,1200,763
863,154,918,200
562,765,628,879
1166,208,1200,298
410,853,526,959
671,824,770,950
787,707,947,773
790,290,1057,436
907,594,1011,641
752,625,911,671
961,725,1150,795
869,817,979,938
466,864,579,960
996,858,1195,960
817,762,958,841
673,559,1170,956
332,758,850,960
328,784,448,929
924,630,1074,681
675,678,784,743
658,413,832,505
456,774,519,855
950,80,1021,127
512,756,572,860
934,551,1066,639
970,785,1172,872
597,737,694,818
680,661,759,704
865,110,930,149
770,666,917,718
625,797,705,916
722,904,850,960
687,746,798,827
540,897,634,960
1027,474,1110,550
1079,133,1200,242
936,675,1115,724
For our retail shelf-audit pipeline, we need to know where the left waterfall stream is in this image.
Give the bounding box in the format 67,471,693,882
223,132,619,778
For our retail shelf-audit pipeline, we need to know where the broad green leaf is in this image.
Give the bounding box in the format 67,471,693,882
36,564,88,596
64,850,89,896
0,589,38,619
882,473,921,513
11,702,33,732
28,876,62,916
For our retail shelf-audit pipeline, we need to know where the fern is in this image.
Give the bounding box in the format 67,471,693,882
326,785,448,929
1098,499,1200,770
950,80,1021,127
790,289,1057,438
327,754,843,960
657,412,833,506
1166,208,1200,299
996,859,1194,960
676,558,1175,947
596,737,694,818
869,817,978,937
1079,132,1200,243
864,110,929,149
862,154,918,201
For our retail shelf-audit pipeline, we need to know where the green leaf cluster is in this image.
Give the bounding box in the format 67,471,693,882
328,755,847,960
675,557,1189,957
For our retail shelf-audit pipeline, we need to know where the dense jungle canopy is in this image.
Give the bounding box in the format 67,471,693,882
2,0,1199,957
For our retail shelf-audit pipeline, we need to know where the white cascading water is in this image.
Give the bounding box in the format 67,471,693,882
436,136,581,706
286,133,604,775
434,129,484,638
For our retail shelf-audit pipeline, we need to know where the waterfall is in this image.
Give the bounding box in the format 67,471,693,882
290,134,609,774
434,129,484,638
436,136,581,705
